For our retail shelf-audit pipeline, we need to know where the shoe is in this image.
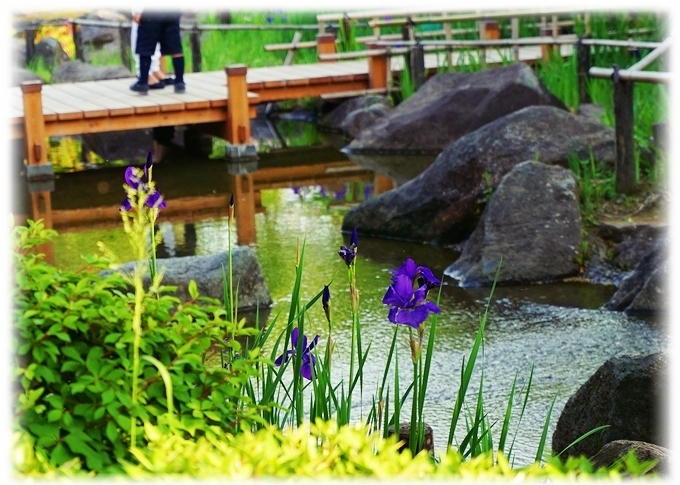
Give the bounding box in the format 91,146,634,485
174,82,186,93
149,81,165,89
130,82,149,95
162,77,175,85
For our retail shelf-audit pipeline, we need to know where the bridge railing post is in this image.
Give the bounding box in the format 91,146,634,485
316,33,336,61
367,43,389,90
225,64,251,146
20,80,55,262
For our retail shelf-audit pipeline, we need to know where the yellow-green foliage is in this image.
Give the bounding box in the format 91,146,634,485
14,419,656,480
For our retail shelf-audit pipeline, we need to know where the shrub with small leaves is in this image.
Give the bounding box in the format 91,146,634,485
13,220,270,473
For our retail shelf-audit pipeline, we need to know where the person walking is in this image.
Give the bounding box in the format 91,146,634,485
130,9,186,94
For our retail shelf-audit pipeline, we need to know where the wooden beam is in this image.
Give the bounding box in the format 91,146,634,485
225,64,251,144
613,77,636,195
316,33,337,62
367,44,389,90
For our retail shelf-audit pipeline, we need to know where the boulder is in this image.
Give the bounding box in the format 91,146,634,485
106,249,272,311
13,68,42,86
609,225,666,271
12,37,27,67
445,161,582,287
52,60,133,83
604,237,667,315
344,63,566,155
33,37,70,68
342,105,615,244
319,95,390,133
551,352,669,460
78,9,127,48
589,440,669,476
341,103,390,139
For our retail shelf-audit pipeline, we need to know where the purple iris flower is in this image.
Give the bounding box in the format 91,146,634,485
338,227,359,266
391,258,441,294
124,166,143,190
382,274,441,329
275,327,320,380
146,191,167,210
322,285,331,323
120,151,166,212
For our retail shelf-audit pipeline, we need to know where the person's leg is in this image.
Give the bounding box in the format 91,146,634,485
158,16,185,93
132,16,162,93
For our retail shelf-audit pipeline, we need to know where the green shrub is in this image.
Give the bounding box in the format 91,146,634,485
13,419,658,479
13,220,270,473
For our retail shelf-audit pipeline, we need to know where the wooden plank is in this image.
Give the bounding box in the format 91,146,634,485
47,83,135,116
101,80,187,113
49,78,161,115
41,85,109,118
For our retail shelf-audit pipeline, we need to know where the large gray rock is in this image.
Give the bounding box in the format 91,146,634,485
33,37,70,68
551,352,669,461
79,9,128,48
341,103,390,139
108,249,272,311
52,60,133,83
604,237,667,315
344,63,566,155
13,68,42,86
319,95,390,134
445,161,581,287
342,105,615,244
589,440,669,476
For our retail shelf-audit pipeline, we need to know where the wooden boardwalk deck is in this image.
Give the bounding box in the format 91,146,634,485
10,42,572,142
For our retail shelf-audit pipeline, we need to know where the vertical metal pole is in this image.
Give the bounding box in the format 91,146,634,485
613,70,636,195
577,35,592,104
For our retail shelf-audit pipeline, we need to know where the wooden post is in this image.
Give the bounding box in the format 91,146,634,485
511,17,519,61
225,64,250,145
21,81,48,166
483,20,500,40
73,21,84,62
120,23,132,71
577,35,592,104
613,73,636,195
21,80,54,262
443,17,453,67
541,24,555,62
316,33,336,61
409,42,425,90
24,24,38,67
233,174,256,245
367,43,389,90
190,24,202,72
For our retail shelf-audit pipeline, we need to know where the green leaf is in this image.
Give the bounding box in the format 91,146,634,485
47,409,63,422
204,411,221,422
62,346,85,364
64,433,103,471
188,280,199,300
49,442,73,467
105,421,119,444
85,347,104,375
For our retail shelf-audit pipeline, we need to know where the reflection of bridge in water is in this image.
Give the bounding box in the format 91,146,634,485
15,145,396,260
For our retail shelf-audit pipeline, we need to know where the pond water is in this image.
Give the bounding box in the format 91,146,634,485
42,120,668,467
